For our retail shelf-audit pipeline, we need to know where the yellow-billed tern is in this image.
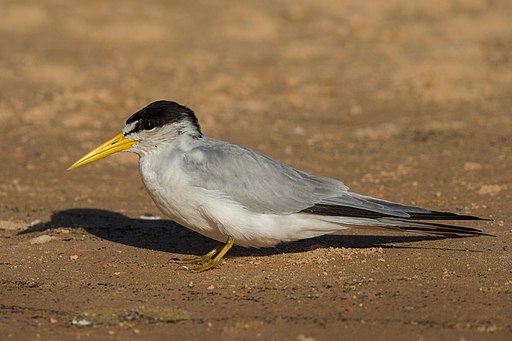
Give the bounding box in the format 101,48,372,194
69,100,488,272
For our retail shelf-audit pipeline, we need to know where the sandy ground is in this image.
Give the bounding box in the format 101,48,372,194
1,0,511,340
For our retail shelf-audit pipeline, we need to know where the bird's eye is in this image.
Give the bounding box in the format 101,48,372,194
143,120,156,131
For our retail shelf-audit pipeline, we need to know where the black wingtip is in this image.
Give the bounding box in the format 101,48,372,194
300,203,493,236
301,204,491,222
387,220,494,237
409,210,491,221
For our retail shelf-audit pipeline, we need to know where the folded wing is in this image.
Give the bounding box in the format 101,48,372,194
183,139,488,236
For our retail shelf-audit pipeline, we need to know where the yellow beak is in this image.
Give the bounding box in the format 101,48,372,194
68,133,137,170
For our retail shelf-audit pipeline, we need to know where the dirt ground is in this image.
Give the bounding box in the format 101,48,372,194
1,0,511,340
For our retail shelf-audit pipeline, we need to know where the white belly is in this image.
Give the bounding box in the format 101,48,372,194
138,152,348,248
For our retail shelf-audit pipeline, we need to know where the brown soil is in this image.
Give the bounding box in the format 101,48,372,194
1,1,511,340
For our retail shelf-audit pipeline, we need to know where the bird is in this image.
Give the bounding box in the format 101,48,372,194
68,100,489,272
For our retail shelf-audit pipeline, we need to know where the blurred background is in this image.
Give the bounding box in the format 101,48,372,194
1,0,510,220
1,1,512,339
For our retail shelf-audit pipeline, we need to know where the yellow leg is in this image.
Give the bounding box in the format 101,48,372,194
189,236,235,273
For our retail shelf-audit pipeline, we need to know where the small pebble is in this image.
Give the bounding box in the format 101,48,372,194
139,214,161,220
29,220,42,227
29,235,55,245
122,309,139,321
293,126,306,135
71,315,92,327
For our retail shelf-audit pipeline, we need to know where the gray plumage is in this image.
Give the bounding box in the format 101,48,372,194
183,139,422,216
179,137,485,237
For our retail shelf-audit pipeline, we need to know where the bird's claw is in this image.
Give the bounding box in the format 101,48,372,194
189,261,222,273
172,236,235,273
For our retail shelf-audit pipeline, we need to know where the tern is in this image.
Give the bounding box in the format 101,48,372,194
69,100,488,272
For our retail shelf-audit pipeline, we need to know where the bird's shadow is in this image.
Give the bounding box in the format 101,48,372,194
20,208,469,257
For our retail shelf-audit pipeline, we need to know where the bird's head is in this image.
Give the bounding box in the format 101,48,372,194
68,100,201,169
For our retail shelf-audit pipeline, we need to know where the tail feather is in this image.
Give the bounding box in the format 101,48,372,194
301,203,491,237
377,219,493,237
406,210,488,221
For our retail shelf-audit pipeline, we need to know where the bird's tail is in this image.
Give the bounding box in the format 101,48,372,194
302,193,492,237
306,203,493,237
372,218,492,237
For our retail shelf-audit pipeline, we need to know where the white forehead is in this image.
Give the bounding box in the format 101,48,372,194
122,121,137,136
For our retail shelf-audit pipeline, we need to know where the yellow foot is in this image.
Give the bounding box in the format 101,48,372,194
179,244,224,265
189,260,223,273
177,236,234,273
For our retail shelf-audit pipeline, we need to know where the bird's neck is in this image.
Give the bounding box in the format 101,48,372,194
174,120,202,140
173,132,204,152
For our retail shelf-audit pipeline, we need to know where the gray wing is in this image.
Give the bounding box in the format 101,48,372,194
182,139,432,217
183,140,347,214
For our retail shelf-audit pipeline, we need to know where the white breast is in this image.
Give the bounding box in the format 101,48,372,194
136,139,348,248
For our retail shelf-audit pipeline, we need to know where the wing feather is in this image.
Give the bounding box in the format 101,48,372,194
182,140,347,214
181,139,487,234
